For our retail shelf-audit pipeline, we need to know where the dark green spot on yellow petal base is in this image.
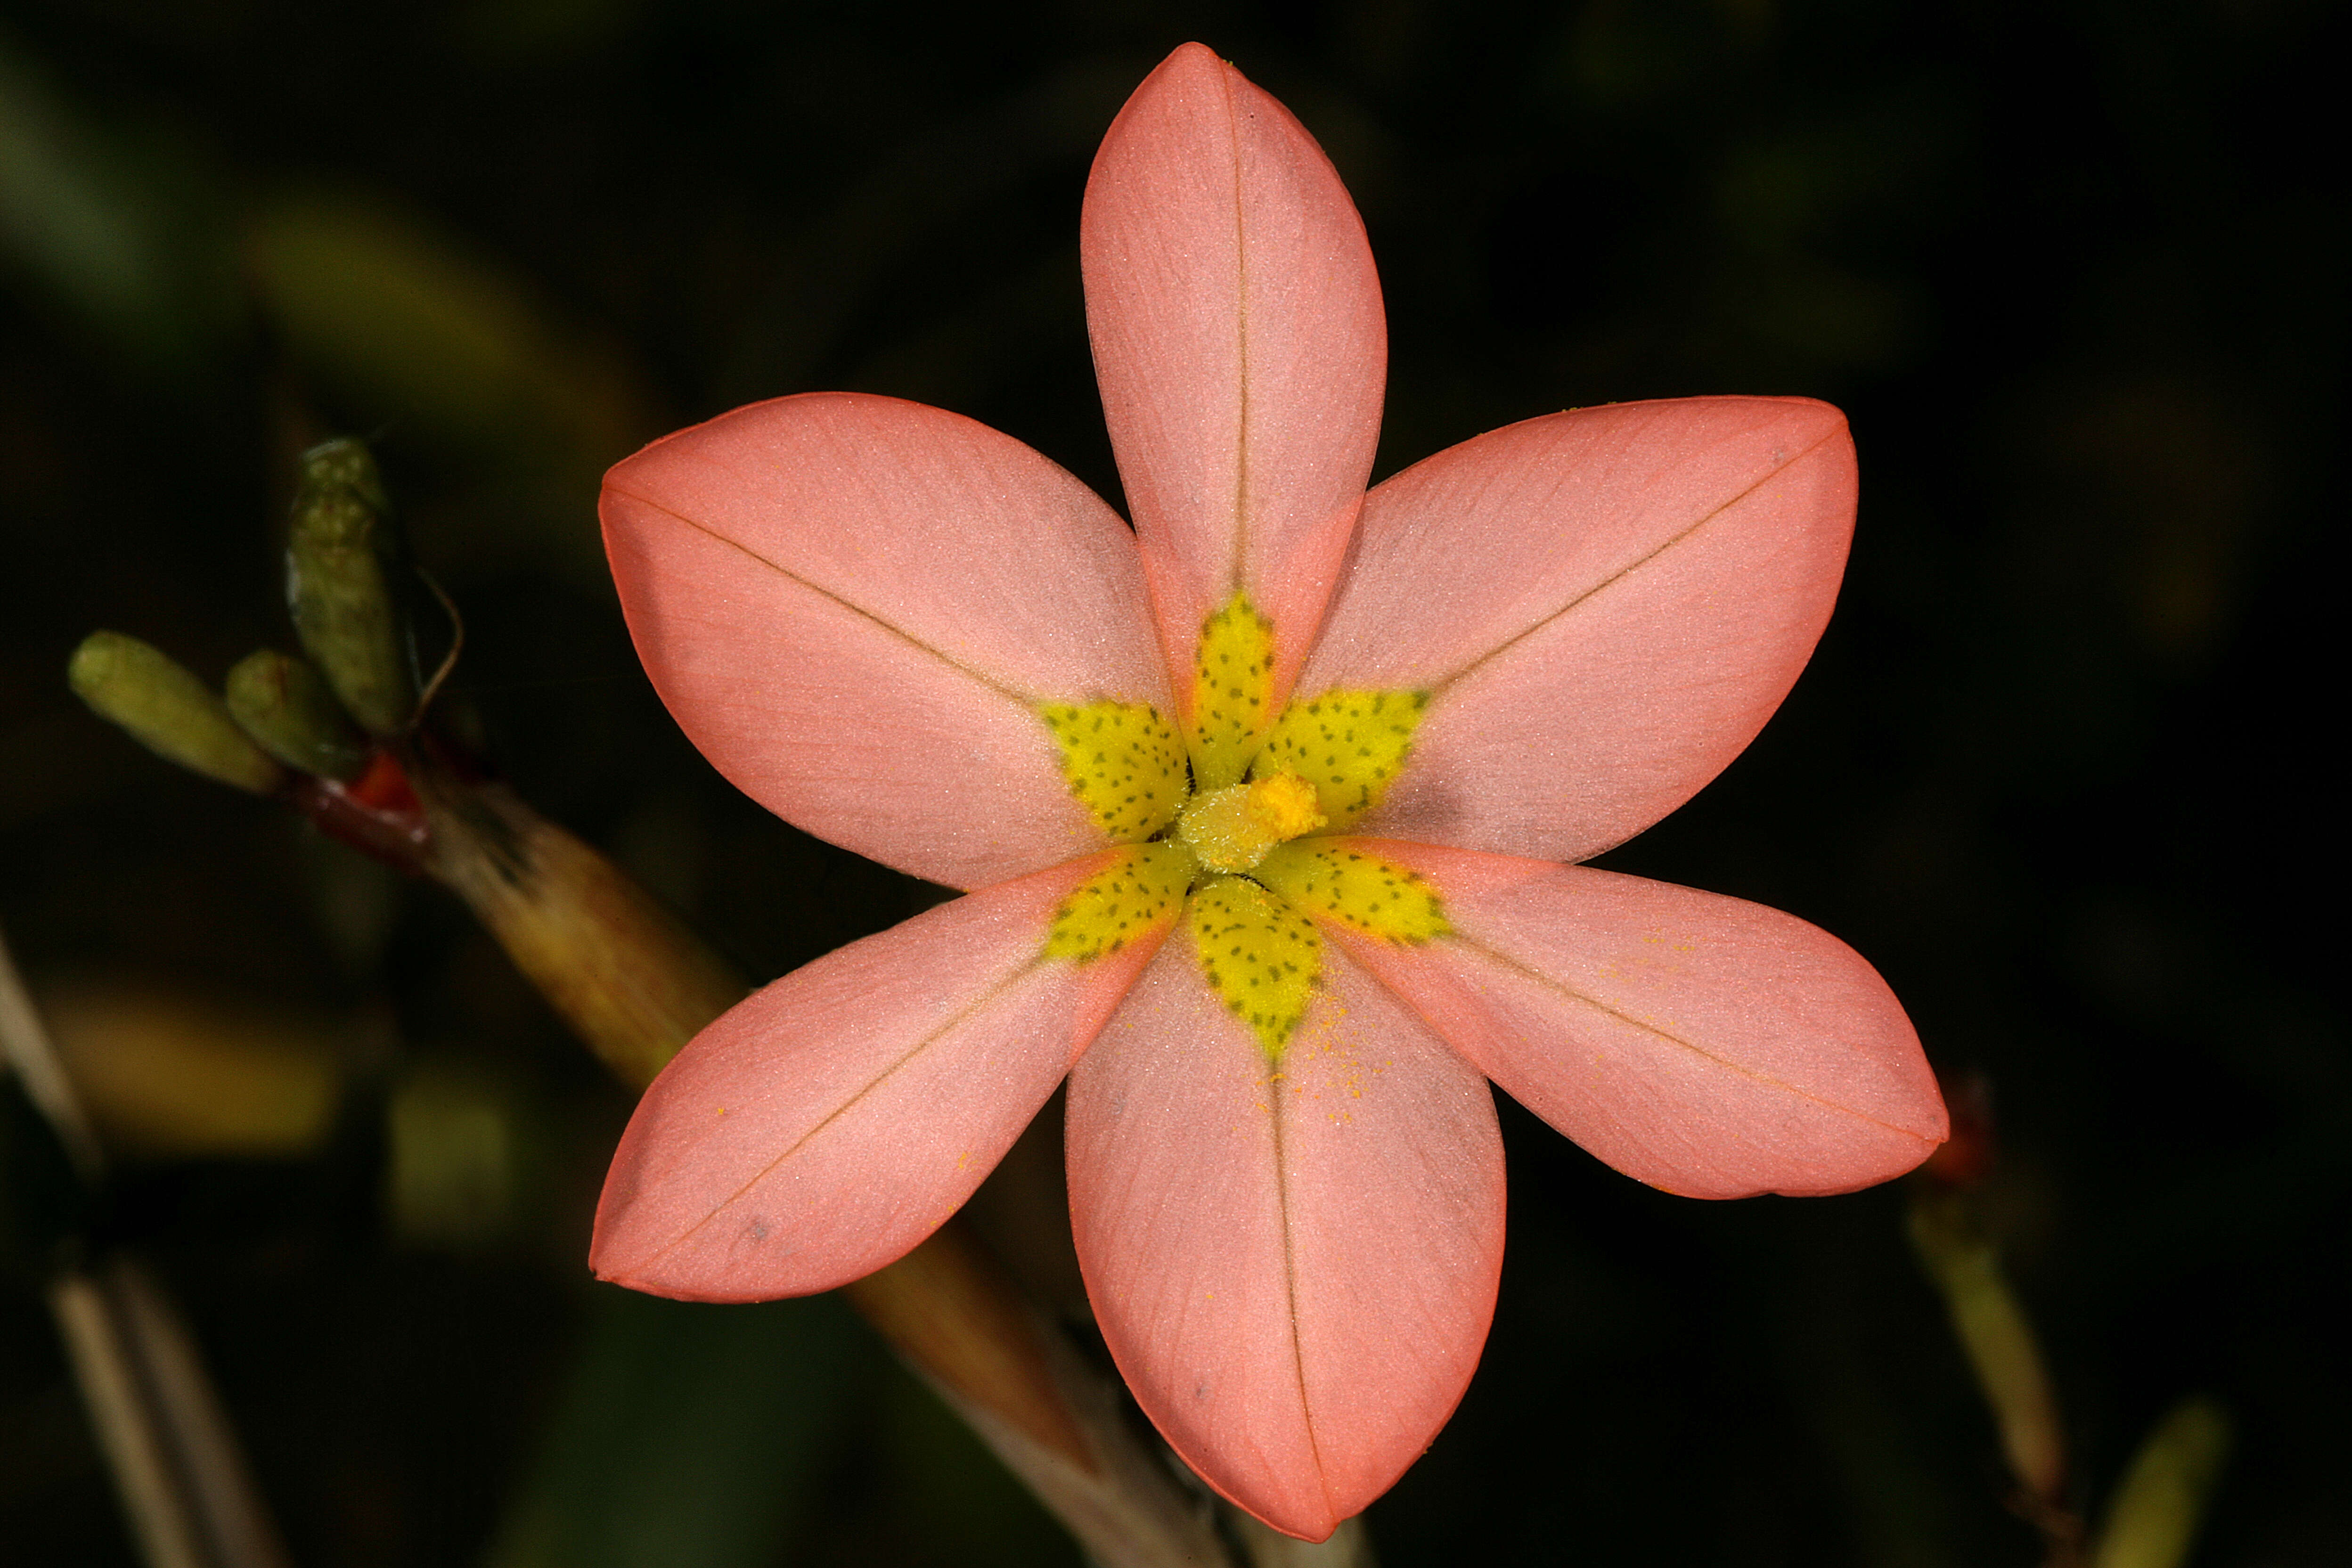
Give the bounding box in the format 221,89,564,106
1044,842,1196,963
1039,698,1187,842
1256,841,1451,945
1189,874,1321,1058
1253,687,1428,830
1188,594,1277,791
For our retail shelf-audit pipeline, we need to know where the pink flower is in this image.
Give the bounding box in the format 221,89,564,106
591,43,1946,1541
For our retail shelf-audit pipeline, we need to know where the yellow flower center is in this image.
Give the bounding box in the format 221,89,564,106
1175,769,1327,872
1037,591,1448,1056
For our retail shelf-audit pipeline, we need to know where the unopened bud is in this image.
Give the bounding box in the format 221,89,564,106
2092,1397,2231,1568
1908,1191,2066,1507
225,649,370,780
287,438,416,737
68,632,285,795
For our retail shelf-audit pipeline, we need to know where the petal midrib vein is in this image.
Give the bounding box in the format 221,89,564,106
631,953,1048,1272
1333,920,1927,1141
1267,1068,1339,1523
1420,421,1845,702
613,486,1049,713
1222,61,1253,600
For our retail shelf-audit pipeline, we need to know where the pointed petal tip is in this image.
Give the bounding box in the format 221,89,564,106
1721,1119,1947,1201
588,1176,793,1305
1122,44,1253,110
1320,843,1944,1202
592,1241,884,1303
1306,395,1860,863
1221,1492,1345,1545
589,858,1162,1307
1156,40,1227,74
1631,391,1847,446
1086,38,1385,697
1158,1439,1347,1544
589,1188,877,1302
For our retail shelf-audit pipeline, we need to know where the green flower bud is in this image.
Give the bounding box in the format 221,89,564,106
68,632,285,795
286,438,416,737
225,649,370,780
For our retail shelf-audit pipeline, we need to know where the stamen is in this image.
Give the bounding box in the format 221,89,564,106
1176,769,1328,873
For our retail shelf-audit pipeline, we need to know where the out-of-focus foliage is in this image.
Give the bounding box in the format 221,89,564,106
482,1292,863,1568
40,984,344,1160
0,0,2342,1564
2093,1396,2235,1568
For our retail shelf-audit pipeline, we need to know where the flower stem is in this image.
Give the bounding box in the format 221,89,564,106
1908,1185,2082,1566
408,754,1235,1568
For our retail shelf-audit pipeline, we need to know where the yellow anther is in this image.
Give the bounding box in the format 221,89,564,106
1176,769,1326,873
1245,770,1326,841
1253,687,1428,829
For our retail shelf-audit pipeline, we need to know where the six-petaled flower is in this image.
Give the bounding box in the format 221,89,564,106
590,42,1947,1542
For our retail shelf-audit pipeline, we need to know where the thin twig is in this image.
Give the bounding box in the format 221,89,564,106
0,923,294,1568
409,568,465,722
0,923,102,1179
50,1258,296,1568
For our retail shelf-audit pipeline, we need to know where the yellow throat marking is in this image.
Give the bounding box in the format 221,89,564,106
1188,594,1277,791
1040,699,1187,843
1253,687,1428,831
1256,841,1452,946
1032,596,1442,1059
1044,842,1196,963
1190,875,1320,1056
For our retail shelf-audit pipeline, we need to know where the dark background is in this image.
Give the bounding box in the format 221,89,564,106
1,1,2343,1563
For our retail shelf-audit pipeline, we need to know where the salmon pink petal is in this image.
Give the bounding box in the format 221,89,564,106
593,852,1164,1302
1083,43,1385,707
603,392,1171,891
1065,930,1503,1540
1324,839,1945,1199
1297,397,1856,864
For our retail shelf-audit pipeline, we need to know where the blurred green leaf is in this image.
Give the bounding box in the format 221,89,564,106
243,189,655,583
483,1290,863,1568
245,195,648,449
42,984,345,1161
2091,1397,2232,1568
870,1354,1082,1568
384,1062,526,1250
0,27,237,372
